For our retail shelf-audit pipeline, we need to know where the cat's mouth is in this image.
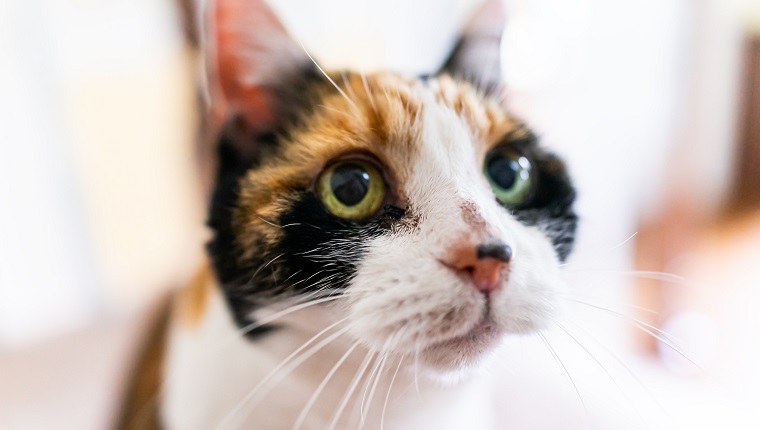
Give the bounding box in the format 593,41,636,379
430,318,499,350
420,316,503,370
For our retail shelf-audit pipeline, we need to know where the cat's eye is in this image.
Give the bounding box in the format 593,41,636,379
317,160,386,220
483,148,533,206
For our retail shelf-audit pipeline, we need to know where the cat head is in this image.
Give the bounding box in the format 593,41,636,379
205,0,577,377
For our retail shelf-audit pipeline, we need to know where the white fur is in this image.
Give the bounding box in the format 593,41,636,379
346,92,564,376
163,87,565,429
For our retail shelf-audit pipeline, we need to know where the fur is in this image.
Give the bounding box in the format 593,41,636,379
121,1,579,428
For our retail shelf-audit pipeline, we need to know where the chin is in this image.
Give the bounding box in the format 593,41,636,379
419,320,503,376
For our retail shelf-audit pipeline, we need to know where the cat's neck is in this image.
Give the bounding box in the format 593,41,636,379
161,271,496,430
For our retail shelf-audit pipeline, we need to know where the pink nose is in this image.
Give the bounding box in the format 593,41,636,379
443,241,512,293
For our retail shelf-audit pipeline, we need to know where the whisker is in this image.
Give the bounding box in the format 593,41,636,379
537,331,588,422
564,320,669,417
287,269,328,289
137,294,347,429
327,349,376,430
635,325,702,371
361,350,390,429
360,72,377,114
381,354,405,430
319,104,357,118
560,233,640,269
566,299,680,344
271,265,278,285
561,294,659,315
564,269,686,284
214,319,352,429
257,216,280,228
413,347,422,397
236,294,344,338
249,253,285,281
341,71,359,101
281,222,305,229
358,353,386,428
235,306,398,426
283,270,303,284
606,231,639,251
552,319,649,424
299,42,359,112
292,342,360,430
568,299,701,370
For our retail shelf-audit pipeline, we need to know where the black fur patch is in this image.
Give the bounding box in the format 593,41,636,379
206,64,346,334
510,138,578,261
209,189,399,334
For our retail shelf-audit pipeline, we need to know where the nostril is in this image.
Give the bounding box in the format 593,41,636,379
476,241,512,263
440,239,512,294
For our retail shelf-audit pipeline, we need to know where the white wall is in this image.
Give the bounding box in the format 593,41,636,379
0,0,203,349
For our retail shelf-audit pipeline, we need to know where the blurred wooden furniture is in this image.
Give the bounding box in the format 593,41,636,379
729,36,760,215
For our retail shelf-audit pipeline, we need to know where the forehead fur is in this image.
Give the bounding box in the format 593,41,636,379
233,72,525,258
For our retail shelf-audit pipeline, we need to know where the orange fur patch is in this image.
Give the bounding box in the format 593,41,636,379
175,261,214,328
116,295,171,430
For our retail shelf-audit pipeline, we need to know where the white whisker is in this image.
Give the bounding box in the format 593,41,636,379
257,216,280,228
413,348,421,397
328,349,375,430
566,299,681,343
564,320,668,416
214,319,351,429
236,294,344,338
360,72,377,114
292,342,360,430
552,319,647,423
537,331,588,423
319,104,356,118
568,299,701,370
606,231,639,251
299,42,359,112
381,354,405,430
564,269,686,284
249,253,285,281
361,350,389,429
561,294,659,315
342,71,359,101
358,353,385,428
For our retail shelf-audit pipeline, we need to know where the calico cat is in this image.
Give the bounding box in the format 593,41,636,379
119,0,577,428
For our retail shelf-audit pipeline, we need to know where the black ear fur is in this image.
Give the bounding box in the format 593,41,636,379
439,0,506,94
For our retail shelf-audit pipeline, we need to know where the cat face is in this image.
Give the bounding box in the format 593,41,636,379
206,0,576,377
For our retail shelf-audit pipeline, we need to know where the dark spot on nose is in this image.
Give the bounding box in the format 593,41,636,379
476,241,512,263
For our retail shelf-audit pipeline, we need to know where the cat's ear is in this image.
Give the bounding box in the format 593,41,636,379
439,0,506,94
205,0,310,134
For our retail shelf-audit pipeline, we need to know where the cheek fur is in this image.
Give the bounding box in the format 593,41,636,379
489,225,566,333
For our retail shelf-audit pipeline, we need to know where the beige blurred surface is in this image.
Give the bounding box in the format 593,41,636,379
62,46,205,306
0,307,149,430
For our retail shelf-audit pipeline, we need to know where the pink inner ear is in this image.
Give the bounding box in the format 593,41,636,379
211,0,295,132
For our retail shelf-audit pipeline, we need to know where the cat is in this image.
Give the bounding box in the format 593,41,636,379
118,0,577,428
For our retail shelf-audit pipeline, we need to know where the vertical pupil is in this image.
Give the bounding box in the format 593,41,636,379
488,155,518,190
330,164,370,206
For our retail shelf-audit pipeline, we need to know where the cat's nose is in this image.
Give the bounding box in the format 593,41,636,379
444,240,512,294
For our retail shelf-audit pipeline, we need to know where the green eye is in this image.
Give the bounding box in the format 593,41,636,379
317,160,386,220
484,148,533,206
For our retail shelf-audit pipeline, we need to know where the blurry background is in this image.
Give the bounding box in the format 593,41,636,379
0,0,759,428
